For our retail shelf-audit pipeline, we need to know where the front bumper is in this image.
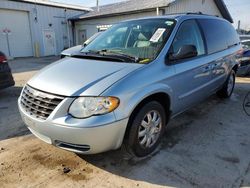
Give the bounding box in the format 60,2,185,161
18,97,128,154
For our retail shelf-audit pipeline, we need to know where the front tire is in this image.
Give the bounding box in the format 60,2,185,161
217,70,235,98
125,101,166,157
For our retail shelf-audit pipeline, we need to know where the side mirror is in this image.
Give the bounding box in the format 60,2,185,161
169,45,198,61
82,43,87,48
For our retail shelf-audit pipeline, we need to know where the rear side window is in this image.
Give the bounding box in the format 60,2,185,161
225,22,240,47
198,19,239,54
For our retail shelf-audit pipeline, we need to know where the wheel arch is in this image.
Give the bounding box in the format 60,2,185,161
232,64,238,73
124,91,171,139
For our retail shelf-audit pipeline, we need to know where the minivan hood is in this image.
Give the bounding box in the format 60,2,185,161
28,57,143,96
61,45,82,56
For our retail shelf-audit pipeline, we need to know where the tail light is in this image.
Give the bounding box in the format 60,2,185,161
0,55,7,63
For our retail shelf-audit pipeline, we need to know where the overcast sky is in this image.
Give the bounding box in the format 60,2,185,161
54,0,250,30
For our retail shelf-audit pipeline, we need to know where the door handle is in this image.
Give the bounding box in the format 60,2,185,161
210,63,218,70
202,66,211,73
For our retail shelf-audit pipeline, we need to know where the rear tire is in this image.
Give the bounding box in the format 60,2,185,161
124,101,167,157
217,70,235,98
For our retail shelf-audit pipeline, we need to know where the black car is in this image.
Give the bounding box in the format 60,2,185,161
0,51,15,90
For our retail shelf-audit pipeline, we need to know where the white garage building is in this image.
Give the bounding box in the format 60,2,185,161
0,0,91,58
70,0,233,45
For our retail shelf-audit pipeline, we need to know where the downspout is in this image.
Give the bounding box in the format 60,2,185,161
71,20,76,46
65,9,71,48
156,7,159,16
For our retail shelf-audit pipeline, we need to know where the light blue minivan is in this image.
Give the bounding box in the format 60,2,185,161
19,13,240,157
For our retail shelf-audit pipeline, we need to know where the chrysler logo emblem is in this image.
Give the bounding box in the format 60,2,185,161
28,87,44,98
32,90,40,97
243,92,250,116
29,88,39,96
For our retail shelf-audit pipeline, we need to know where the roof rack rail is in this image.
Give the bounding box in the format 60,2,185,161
163,12,220,18
186,12,220,18
162,12,188,16
186,12,203,15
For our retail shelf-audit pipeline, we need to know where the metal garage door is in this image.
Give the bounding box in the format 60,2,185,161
0,9,33,58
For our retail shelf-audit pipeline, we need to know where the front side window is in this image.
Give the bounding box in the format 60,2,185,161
81,19,176,63
171,19,205,56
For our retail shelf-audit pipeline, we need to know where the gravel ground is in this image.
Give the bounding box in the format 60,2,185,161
0,57,250,188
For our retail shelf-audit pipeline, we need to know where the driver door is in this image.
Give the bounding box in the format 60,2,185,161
169,19,213,114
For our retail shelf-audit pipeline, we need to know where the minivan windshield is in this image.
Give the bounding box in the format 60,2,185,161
81,19,176,63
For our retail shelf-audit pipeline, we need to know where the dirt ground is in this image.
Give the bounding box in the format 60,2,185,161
0,57,250,188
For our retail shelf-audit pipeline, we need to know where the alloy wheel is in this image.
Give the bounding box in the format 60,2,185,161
138,110,162,148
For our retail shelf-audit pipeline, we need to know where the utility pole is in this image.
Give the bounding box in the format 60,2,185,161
237,20,241,31
97,0,100,12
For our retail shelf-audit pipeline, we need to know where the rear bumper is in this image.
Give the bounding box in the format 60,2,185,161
237,58,250,76
18,97,129,154
0,63,15,90
237,65,250,76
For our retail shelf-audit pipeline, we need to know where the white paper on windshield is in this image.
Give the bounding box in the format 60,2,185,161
150,28,166,43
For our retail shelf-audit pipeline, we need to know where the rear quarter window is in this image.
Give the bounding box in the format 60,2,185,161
198,19,239,54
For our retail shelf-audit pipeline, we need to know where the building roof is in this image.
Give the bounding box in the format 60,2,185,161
9,0,92,11
70,0,175,20
70,0,233,23
214,0,233,23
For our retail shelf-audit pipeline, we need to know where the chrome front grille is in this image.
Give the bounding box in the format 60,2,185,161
20,85,64,120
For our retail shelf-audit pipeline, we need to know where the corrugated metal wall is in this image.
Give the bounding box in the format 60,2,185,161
165,0,222,17
0,0,85,57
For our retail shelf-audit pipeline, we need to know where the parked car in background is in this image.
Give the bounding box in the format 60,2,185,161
19,14,240,157
61,32,103,58
0,51,15,90
239,35,250,41
241,39,250,49
237,39,250,76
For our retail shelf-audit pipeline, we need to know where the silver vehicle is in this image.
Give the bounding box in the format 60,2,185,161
18,14,240,157
61,32,103,58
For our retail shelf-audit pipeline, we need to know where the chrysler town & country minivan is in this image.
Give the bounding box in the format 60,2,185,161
18,13,240,157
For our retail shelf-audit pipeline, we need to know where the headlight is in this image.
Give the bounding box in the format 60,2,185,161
69,97,119,118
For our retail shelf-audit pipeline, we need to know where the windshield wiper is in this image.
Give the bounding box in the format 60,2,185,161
87,49,140,63
71,51,129,62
